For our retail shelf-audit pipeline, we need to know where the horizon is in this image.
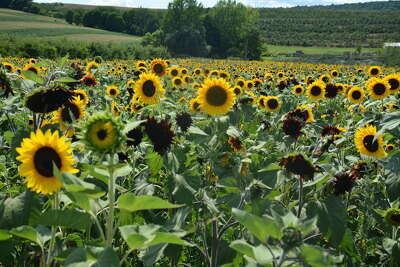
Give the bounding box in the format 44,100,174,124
33,0,390,9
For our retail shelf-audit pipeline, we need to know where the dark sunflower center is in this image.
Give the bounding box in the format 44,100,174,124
238,81,244,87
363,135,379,152
296,87,302,93
373,83,386,95
28,67,38,74
5,65,12,71
34,146,62,177
352,91,361,100
110,89,116,95
171,69,178,76
174,79,182,85
371,68,379,75
389,79,400,90
153,63,163,74
332,71,338,76
143,80,156,97
61,104,80,123
390,214,400,223
193,102,200,111
77,93,85,101
387,145,394,151
234,88,241,95
267,99,279,109
322,77,329,83
97,129,108,140
311,86,321,96
206,86,228,106
195,70,200,75
259,98,265,107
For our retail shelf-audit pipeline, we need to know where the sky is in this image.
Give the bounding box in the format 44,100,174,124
33,0,388,8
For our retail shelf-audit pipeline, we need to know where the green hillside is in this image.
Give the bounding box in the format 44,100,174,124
258,1,400,48
0,8,140,43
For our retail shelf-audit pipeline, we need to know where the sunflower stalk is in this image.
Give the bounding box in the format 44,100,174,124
46,191,59,267
297,178,304,218
106,153,116,248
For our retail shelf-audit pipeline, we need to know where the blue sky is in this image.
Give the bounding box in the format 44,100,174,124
34,0,388,8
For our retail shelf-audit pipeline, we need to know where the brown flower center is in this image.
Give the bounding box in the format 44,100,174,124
34,147,62,177
206,86,228,106
363,135,379,152
143,80,156,97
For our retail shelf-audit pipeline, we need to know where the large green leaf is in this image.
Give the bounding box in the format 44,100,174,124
0,191,35,229
56,172,105,198
10,225,50,248
31,209,91,230
0,229,11,240
232,208,281,243
117,193,183,212
21,70,44,84
146,152,164,176
230,240,274,264
64,247,120,267
300,245,341,267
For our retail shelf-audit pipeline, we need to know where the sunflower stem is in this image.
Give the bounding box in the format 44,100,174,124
106,154,116,248
46,192,59,267
297,178,304,218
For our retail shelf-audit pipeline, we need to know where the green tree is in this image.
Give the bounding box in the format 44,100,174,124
0,0,14,8
65,10,74,24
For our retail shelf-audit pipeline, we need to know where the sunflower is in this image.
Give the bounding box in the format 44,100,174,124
106,85,120,98
293,105,315,123
193,68,202,76
236,78,246,88
54,96,85,128
189,98,201,112
150,59,167,77
233,86,243,97
368,66,381,77
354,125,386,158
228,137,244,152
172,77,184,88
73,89,89,106
331,70,339,77
111,101,120,116
28,58,37,65
144,117,175,155
245,80,254,90
86,61,99,74
197,78,234,116
366,78,390,100
22,64,40,76
134,72,165,105
16,129,78,195
384,208,400,227
282,118,304,139
293,85,304,96
264,96,281,112
385,144,396,153
176,112,193,132
83,113,123,153
347,86,365,104
319,74,331,84
2,62,15,73
258,96,267,109
25,87,76,114
383,74,400,94
169,66,180,77
136,60,146,69
279,154,315,180
307,81,326,100
82,75,97,87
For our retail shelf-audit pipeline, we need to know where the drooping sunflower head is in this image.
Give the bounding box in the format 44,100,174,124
189,98,201,113
134,72,165,105
384,208,400,227
25,87,76,114
144,117,176,155
264,96,281,112
150,59,168,77
16,129,78,195
54,96,85,126
354,124,386,158
307,81,326,100
282,118,304,140
106,85,120,98
197,78,235,116
22,64,40,77
279,153,315,180
293,85,304,96
347,86,365,104
368,66,381,77
82,113,124,153
366,78,390,100
228,136,244,152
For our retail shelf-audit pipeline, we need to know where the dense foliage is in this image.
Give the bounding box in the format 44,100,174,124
0,56,400,266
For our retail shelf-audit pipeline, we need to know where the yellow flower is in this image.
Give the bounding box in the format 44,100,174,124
354,125,386,158
197,78,234,116
134,72,165,104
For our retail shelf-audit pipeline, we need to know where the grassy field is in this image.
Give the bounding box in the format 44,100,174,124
267,45,378,55
0,8,140,43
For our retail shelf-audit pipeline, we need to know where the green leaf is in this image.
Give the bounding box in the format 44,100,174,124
10,225,50,248
0,191,35,229
54,77,79,83
114,164,132,177
31,209,91,230
230,240,255,258
226,126,240,137
300,245,340,267
56,172,105,198
188,126,208,136
93,247,120,267
146,152,164,176
123,120,145,134
21,70,44,84
232,208,281,243
0,229,11,240
64,247,120,267
65,192,91,211
117,193,183,212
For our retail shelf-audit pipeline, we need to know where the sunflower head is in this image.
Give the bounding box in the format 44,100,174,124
293,85,304,96
384,74,400,94
279,153,315,180
134,72,165,105
366,78,390,100
54,96,85,126
25,87,76,114
228,137,244,152
307,81,326,100
16,129,78,195
150,59,167,77
264,96,281,112
2,62,15,73
368,66,381,77
82,113,124,153
82,75,97,87
189,98,201,112
347,86,365,104
384,208,400,227
354,125,386,158
106,85,120,98
74,89,89,106
197,78,234,116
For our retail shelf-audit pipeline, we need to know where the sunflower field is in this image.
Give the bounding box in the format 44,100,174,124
0,56,400,266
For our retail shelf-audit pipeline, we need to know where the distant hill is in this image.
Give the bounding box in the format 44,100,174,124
0,8,140,43
258,1,400,48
